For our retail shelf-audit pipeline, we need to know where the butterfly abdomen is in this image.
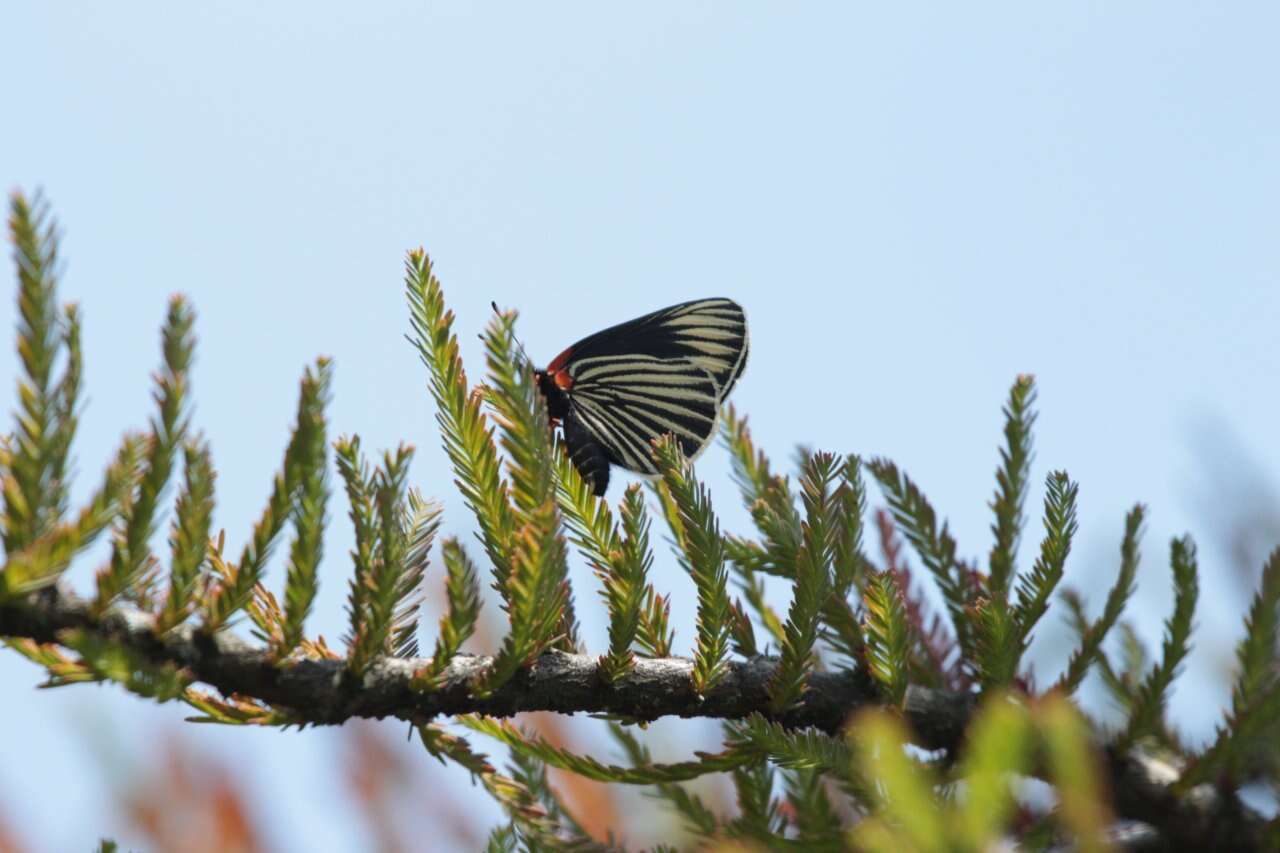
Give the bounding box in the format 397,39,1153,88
563,411,611,495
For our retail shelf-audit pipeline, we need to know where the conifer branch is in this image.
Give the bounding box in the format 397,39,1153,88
454,309,575,683
1176,547,1280,790
831,454,868,598
4,192,71,554
461,716,755,784
95,296,195,609
477,501,572,696
348,447,436,672
417,723,576,847
404,251,516,590
862,570,911,705
727,598,759,657
875,510,959,691
7,196,1279,851
1118,535,1199,751
503,746,604,848
654,434,733,695
157,438,216,633
868,458,972,665
724,714,854,780
988,375,1036,602
367,447,416,658
781,766,844,846
729,759,788,845
395,491,440,658
722,404,774,501
201,360,330,629
820,596,865,671
636,584,675,660
616,485,662,659
48,301,82,520
726,548,786,648
723,405,803,589
1013,470,1078,652
769,452,839,711
0,582,962,739
609,724,722,839
554,451,649,680
414,538,481,689
278,360,333,656
0,436,142,599
1229,545,1280,721
336,436,377,652
480,309,574,658
2,582,1272,848
1054,504,1145,695
482,309,556,522
972,596,1019,692
1176,682,1280,793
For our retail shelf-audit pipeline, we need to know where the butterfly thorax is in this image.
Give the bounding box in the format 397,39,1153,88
535,369,572,422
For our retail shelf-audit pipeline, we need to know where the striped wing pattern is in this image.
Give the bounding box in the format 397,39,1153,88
547,298,749,400
565,355,720,475
545,297,749,494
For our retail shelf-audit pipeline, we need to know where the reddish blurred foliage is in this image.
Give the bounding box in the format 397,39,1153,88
342,720,482,852
114,721,492,852
523,713,622,842
345,723,410,853
123,733,265,853
0,801,28,853
875,509,967,690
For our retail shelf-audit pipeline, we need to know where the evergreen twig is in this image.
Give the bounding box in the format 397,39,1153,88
157,438,216,632
769,452,839,712
988,375,1036,601
414,538,481,690
96,297,195,609
1119,535,1199,751
1055,505,1145,695
868,458,971,667
654,434,733,695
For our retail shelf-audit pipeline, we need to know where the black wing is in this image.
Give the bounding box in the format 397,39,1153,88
564,355,720,476
547,298,749,402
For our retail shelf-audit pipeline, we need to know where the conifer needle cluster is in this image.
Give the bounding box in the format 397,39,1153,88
2,193,1278,850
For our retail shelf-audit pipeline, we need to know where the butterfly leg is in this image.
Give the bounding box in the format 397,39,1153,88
564,411,611,496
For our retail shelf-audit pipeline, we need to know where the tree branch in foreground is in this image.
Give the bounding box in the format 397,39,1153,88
0,583,966,744
1,584,1272,851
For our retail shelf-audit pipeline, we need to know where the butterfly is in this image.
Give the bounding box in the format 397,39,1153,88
534,298,749,495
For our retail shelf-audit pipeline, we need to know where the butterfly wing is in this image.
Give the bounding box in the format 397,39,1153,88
563,354,721,477
547,298,749,402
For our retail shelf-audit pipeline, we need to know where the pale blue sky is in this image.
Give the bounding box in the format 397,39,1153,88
3,3,1279,850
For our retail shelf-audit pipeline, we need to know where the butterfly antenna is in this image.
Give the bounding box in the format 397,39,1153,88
490,300,535,369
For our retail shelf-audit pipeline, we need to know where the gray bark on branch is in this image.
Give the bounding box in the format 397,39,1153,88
0,584,1270,851
0,583,969,742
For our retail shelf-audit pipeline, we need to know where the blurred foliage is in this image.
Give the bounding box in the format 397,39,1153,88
3,192,1279,850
